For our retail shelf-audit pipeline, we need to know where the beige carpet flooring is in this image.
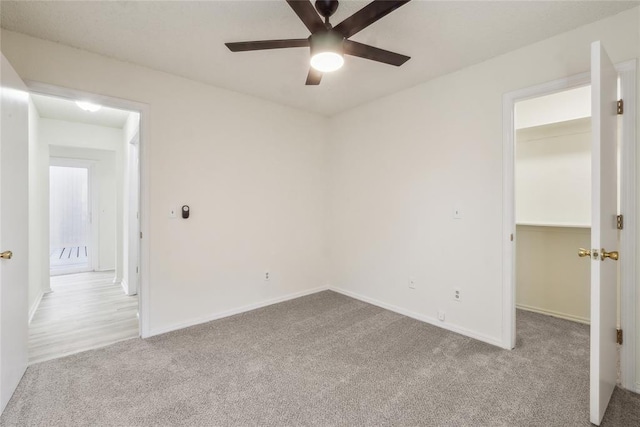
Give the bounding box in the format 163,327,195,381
2,290,639,426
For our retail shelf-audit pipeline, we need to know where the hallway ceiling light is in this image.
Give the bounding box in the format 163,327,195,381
75,101,102,112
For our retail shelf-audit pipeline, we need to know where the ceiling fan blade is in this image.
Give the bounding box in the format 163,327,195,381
225,39,309,52
306,68,322,85
344,40,410,66
286,0,326,33
334,0,411,38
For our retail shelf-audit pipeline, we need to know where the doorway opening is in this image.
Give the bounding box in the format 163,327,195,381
503,59,637,404
27,92,142,364
49,160,94,276
514,85,594,327
511,87,597,411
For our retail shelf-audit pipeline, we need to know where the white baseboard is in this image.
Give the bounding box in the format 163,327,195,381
516,303,589,325
147,285,507,349
28,291,44,324
148,286,330,337
329,286,505,349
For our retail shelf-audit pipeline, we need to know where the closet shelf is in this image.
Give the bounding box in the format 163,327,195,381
516,222,591,229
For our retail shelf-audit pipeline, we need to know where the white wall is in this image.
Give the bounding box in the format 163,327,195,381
516,118,591,226
0,29,328,335
40,118,121,271
27,99,49,321
40,118,123,151
516,225,591,323
515,85,591,129
326,8,639,349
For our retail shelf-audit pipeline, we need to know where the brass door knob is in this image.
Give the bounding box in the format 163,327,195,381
601,249,619,261
0,251,13,260
578,248,591,258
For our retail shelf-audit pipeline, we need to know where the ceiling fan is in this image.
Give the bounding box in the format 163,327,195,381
225,0,411,85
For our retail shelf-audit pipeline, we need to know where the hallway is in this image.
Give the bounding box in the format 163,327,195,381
29,271,138,364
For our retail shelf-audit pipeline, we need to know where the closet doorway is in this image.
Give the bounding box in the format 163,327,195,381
514,85,595,326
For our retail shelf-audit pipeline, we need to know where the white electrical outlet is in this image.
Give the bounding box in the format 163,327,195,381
408,276,416,289
438,310,446,321
264,271,270,282
168,207,177,218
453,288,462,302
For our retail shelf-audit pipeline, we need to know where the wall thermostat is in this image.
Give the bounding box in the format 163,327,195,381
182,205,190,219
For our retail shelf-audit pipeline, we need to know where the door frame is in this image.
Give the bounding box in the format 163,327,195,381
48,157,98,275
502,60,637,391
125,130,140,296
26,81,151,339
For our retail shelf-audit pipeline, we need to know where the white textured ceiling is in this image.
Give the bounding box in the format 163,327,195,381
2,1,638,116
31,93,132,128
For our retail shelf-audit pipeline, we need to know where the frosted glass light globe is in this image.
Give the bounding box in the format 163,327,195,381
310,52,344,73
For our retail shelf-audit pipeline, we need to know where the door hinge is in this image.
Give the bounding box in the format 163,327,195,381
617,328,623,345
617,215,624,230
510,233,514,242
617,99,624,115
136,266,139,274
140,232,143,239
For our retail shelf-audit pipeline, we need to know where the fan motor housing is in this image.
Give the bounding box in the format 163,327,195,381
309,30,345,57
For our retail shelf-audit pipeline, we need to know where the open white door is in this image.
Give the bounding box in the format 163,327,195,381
589,41,619,425
0,54,29,413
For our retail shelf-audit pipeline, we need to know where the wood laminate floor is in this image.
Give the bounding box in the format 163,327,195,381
29,271,139,364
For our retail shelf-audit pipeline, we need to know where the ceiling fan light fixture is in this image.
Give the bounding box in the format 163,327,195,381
309,30,344,73
225,0,412,85
75,101,102,112
310,51,344,72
